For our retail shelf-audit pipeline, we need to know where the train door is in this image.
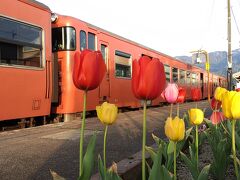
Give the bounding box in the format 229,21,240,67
200,73,204,98
99,42,110,101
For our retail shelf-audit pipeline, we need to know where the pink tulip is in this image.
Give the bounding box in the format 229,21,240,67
162,83,179,103
210,111,225,125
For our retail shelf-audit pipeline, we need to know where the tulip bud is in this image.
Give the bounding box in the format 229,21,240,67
231,92,240,119
176,87,187,103
214,87,227,102
191,88,202,101
188,108,204,125
222,91,236,119
162,83,179,103
132,56,166,100
164,116,185,142
96,102,118,125
73,50,106,91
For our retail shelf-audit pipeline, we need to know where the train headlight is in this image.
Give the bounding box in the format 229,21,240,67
51,13,58,23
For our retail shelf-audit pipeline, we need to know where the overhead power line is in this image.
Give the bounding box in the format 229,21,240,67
231,7,240,35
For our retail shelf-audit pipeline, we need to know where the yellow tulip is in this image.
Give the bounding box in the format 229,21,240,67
222,91,237,119
214,87,227,102
231,92,240,119
164,116,185,142
96,102,118,125
188,108,204,125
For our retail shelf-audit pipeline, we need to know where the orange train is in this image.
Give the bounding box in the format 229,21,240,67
0,0,226,122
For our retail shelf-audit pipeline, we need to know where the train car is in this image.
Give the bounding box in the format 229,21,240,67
51,14,226,121
0,0,52,121
0,0,226,123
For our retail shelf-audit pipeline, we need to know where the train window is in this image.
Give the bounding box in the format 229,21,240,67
52,27,76,52
101,44,107,64
88,32,95,50
192,73,197,85
115,50,131,78
164,65,170,82
172,67,178,82
179,69,185,84
0,16,42,68
80,30,86,51
186,71,191,84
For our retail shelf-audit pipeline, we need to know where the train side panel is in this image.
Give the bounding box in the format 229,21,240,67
0,0,52,120
51,14,227,117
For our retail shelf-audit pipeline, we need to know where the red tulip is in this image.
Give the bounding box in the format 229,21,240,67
176,87,187,103
191,88,202,101
132,56,166,100
210,111,225,125
210,97,221,110
73,50,106,91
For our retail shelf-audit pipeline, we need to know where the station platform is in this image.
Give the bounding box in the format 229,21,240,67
0,100,211,180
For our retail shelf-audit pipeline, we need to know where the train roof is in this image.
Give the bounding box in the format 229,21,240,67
19,0,51,12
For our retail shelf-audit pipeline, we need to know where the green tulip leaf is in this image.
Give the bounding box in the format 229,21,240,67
161,165,173,180
148,145,163,180
152,133,160,146
236,157,240,167
186,127,193,139
197,164,211,180
145,146,157,161
79,133,97,180
235,131,240,151
204,118,211,126
108,171,122,180
146,161,152,175
180,151,198,179
98,155,105,180
167,141,175,155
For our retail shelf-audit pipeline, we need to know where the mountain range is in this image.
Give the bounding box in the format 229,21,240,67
175,48,240,77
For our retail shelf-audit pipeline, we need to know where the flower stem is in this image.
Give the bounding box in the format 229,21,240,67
221,122,230,136
232,120,239,178
103,125,108,180
79,91,87,177
177,103,179,117
142,100,147,180
174,142,177,180
195,125,199,170
170,103,173,118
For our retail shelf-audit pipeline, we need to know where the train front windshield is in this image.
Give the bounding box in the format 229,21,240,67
52,27,76,52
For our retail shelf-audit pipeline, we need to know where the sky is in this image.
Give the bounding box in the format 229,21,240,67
37,0,240,57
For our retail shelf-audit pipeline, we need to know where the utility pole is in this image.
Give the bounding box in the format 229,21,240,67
190,50,211,103
227,0,232,90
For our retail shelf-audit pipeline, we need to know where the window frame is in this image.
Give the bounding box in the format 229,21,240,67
101,44,107,65
0,16,44,70
186,71,191,85
52,26,76,52
87,32,96,50
179,69,186,84
114,50,132,79
164,64,171,82
80,30,87,51
172,67,178,83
